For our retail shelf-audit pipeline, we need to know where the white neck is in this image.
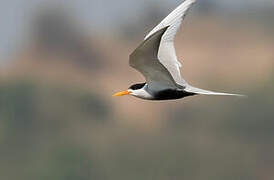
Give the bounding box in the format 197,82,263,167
129,86,154,100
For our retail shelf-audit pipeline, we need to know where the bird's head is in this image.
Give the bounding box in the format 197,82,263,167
113,83,151,99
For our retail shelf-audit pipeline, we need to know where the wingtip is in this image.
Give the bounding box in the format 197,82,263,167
185,86,247,98
185,0,197,5
207,93,248,98
181,0,197,7
235,94,248,98
226,93,248,98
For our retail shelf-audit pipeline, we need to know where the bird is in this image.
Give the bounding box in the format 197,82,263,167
113,0,244,101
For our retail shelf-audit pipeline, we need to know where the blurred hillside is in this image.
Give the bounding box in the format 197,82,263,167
0,2,274,180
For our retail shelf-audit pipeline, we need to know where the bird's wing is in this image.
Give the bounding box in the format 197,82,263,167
145,0,196,86
184,85,247,97
130,27,179,91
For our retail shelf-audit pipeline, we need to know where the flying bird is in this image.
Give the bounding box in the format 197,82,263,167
113,0,244,100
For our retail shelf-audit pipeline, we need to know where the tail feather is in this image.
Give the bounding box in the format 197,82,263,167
184,86,246,97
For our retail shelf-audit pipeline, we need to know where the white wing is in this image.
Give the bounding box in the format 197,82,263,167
184,86,247,97
145,0,196,86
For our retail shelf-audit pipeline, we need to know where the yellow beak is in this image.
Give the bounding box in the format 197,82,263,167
113,90,131,97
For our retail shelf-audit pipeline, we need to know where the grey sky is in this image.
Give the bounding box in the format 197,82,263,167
0,0,273,62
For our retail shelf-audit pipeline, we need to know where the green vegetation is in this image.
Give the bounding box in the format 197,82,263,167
0,79,273,180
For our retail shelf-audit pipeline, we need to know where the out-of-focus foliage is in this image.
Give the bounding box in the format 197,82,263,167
0,81,110,180
0,80,273,180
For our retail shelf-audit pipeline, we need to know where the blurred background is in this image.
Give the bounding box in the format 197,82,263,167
0,0,273,179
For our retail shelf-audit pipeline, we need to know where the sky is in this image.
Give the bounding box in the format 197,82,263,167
0,0,273,62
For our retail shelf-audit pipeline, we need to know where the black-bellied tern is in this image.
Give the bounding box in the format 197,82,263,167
114,0,244,100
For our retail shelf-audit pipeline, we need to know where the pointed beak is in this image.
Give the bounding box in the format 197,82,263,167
112,90,131,97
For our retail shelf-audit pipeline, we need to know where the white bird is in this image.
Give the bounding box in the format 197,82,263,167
113,0,244,100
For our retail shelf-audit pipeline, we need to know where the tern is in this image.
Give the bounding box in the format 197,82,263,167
113,0,244,100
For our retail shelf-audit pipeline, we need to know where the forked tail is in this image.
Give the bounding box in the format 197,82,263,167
184,86,246,97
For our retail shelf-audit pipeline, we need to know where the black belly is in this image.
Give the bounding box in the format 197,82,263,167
153,89,197,100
